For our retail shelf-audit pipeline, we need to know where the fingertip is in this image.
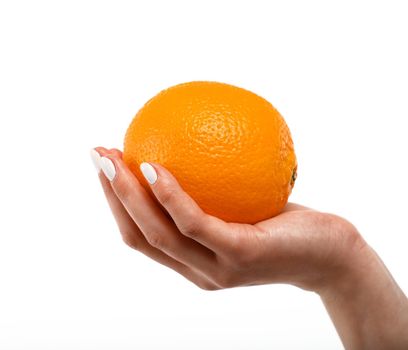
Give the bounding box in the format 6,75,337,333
93,146,109,155
91,147,113,173
92,147,122,159
101,153,144,188
145,162,180,185
141,162,200,214
90,148,102,172
149,162,168,174
109,148,123,158
100,156,116,182
140,162,158,185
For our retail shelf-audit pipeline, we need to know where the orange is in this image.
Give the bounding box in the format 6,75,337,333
123,81,297,224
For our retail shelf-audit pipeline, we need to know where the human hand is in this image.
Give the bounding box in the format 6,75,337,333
90,147,364,292
91,146,408,350
92,147,408,350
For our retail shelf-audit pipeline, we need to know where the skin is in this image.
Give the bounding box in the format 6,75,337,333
93,147,408,350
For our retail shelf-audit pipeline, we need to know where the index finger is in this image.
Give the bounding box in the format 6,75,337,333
139,162,241,255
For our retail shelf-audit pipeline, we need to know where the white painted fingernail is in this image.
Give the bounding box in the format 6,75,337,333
140,162,157,184
100,157,116,181
90,149,101,172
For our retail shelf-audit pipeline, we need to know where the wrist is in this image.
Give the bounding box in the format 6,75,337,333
317,232,374,298
318,236,408,349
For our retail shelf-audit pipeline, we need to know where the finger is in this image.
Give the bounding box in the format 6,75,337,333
92,148,217,290
108,148,123,159
108,148,174,218
138,162,238,254
95,148,151,249
97,152,217,275
94,148,184,264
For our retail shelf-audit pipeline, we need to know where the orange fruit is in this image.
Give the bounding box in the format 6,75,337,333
123,81,297,224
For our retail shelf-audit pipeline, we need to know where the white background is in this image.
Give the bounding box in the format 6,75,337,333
1,1,407,349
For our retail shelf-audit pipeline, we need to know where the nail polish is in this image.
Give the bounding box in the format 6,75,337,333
140,162,158,184
90,149,101,172
100,157,116,181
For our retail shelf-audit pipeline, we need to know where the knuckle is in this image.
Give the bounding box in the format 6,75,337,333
120,230,139,250
179,212,208,238
145,232,165,250
158,181,177,206
180,219,201,238
197,282,219,291
213,268,237,289
115,181,133,203
179,267,219,291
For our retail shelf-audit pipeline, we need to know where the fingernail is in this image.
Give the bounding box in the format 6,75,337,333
90,149,101,172
140,162,157,184
100,157,116,181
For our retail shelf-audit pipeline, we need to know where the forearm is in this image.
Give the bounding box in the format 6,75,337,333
319,244,408,350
